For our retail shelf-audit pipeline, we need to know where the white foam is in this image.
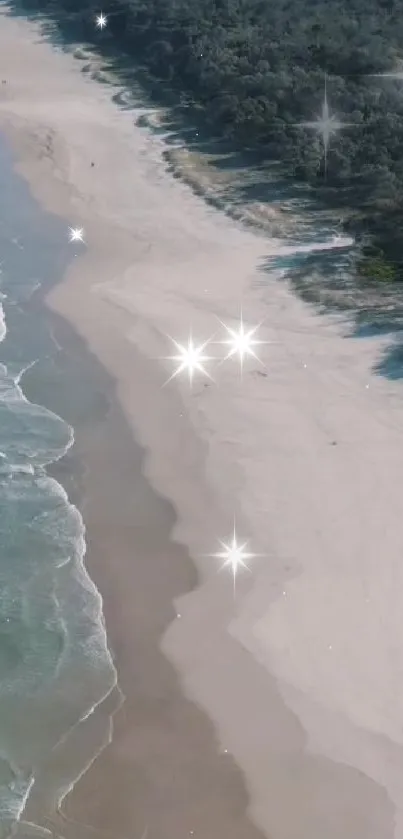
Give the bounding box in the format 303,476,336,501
0,273,116,835
0,300,6,343
0,463,35,475
0,358,75,466
277,233,354,257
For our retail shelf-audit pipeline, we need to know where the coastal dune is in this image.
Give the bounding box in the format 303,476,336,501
1,8,403,838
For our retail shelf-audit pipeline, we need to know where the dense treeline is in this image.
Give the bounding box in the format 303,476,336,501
13,0,403,279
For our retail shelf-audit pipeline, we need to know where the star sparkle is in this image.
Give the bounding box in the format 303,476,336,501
215,311,268,374
68,227,84,243
164,333,215,386
295,75,356,178
95,12,108,28
209,522,260,594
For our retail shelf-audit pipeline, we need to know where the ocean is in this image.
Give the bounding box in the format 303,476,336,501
0,135,116,836
0,42,374,835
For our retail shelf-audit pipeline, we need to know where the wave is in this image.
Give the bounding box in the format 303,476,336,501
0,50,357,838
0,301,6,344
275,233,355,257
0,283,117,833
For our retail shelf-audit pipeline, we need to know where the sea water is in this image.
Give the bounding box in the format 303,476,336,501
0,69,359,837
0,136,116,835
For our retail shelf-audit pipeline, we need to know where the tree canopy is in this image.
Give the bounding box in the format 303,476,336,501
15,0,403,279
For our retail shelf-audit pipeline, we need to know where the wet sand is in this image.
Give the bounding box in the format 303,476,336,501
19,308,265,839
0,7,403,839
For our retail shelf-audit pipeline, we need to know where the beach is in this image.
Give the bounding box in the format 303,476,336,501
1,7,403,838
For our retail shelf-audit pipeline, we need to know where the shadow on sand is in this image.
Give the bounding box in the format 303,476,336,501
3,0,403,379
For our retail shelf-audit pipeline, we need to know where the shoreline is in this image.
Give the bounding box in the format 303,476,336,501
1,8,403,839
21,302,263,839
0,11,275,839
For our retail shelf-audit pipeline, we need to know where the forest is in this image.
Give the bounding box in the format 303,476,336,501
12,0,403,280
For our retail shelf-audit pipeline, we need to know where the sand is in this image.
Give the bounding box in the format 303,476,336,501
1,7,403,838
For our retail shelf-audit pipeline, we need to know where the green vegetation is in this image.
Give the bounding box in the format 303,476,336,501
12,0,403,277
357,253,399,284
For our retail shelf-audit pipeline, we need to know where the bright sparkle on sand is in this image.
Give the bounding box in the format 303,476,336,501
209,523,259,594
295,76,355,178
68,227,84,243
216,311,268,374
164,333,214,386
95,12,107,28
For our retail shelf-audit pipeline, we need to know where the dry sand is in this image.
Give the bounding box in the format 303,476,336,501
1,8,403,838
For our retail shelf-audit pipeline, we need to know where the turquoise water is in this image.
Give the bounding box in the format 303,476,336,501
0,136,116,835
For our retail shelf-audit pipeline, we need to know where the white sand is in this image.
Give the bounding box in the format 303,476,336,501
1,9,403,837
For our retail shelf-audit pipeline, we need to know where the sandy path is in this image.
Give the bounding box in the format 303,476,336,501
1,8,403,838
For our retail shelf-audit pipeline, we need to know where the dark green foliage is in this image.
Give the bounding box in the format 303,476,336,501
357,254,399,283
15,0,403,278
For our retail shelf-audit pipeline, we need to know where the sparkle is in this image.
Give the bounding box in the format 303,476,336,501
164,333,214,386
209,522,260,594
95,12,107,28
215,311,268,374
68,227,84,243
295,75,356,178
